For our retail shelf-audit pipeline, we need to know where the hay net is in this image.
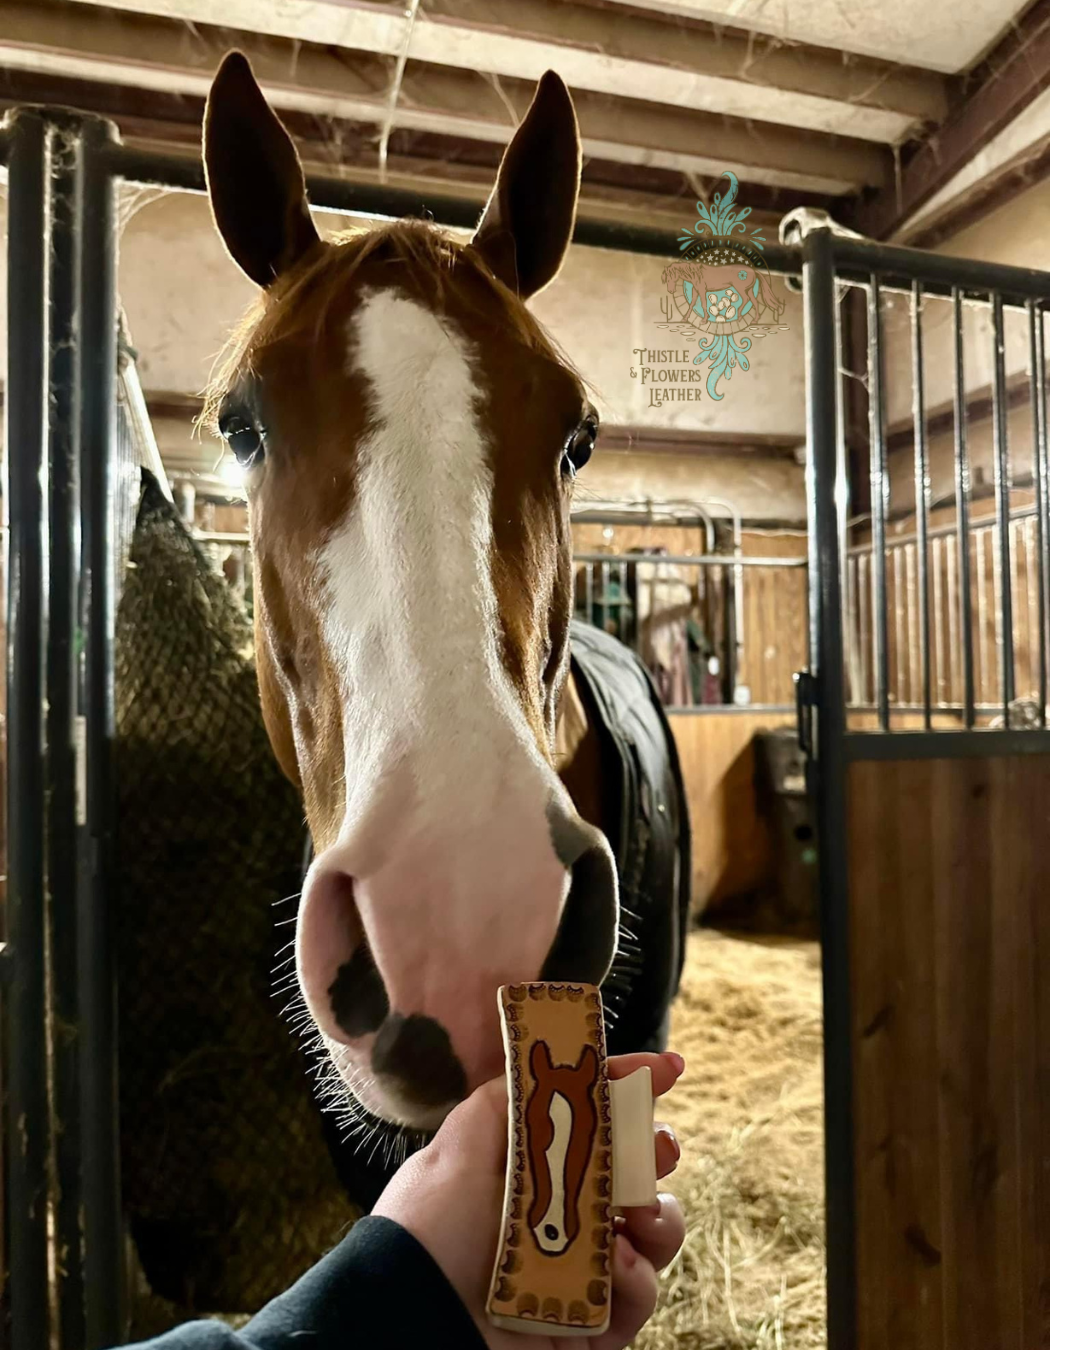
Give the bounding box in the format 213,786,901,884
115,469,356,1326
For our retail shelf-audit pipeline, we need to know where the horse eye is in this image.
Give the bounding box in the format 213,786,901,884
219,410,264,467
562,416,597,479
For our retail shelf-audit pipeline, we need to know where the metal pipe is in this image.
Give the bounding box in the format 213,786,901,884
976,530,989,704
858,553,871,707
911,281,932,730
44,116,88,1350
932,536,946,707
601,560,610,632
108,143,807,273
2,105,52,1350
867,275,890,729
906,543,919,713
828,232,1050,304
946,532,961,705
990,293,1015,724
572,551,805,568
76,114,126,1348
585,560,594,622
1030,302,1049,723
845,504,1037,556
893,545,905,705
952,290,976,727
618,560,629,645
800,225,856,1350
1025,516,1039,704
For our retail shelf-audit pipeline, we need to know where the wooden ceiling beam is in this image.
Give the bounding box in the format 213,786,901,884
0,0,889,193
843,0,1050,238
61,0,948,140
0,66,836,232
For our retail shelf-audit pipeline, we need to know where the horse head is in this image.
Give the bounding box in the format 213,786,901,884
525,1040,600,1253
202,53,617,1132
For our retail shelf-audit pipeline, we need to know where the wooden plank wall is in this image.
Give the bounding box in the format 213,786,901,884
667,711,794,917
847,753,1049,1349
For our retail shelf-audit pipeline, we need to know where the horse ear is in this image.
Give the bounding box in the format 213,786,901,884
202,51,320,288
471,71,581,299
530,1039,554,1079
575,1044,600,1086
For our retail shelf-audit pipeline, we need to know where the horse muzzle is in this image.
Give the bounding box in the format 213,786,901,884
294,795,618,1130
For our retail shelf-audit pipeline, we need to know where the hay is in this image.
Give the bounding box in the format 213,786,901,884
637,929,825,1350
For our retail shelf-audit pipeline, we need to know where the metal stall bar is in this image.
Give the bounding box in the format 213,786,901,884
2,108,51,1350
911,282,932,729
110,144,808,271
867,275,891,729
76,116,126,1349
990,294,1015,724
1029,302,1049,723
800,227,855,1350
44,116,88,1350
952,292,977,727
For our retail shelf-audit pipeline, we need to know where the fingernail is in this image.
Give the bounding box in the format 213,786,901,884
657,1123,681,1161
664,1051,685,1076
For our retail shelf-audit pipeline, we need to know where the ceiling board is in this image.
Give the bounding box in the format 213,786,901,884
615,0,1034,74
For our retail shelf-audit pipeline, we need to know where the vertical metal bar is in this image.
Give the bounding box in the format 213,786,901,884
801,227,855,1350
77,115,126,1348
1025,516,1039,701
910,281,932,729
858,552,870,707
990,293,1015,724
44,117,88,1350
2,107,52,1350
618,560,628,644
601,560,610,633
976,528,989,705
585,560,594,625
991,523,1002,711
906,543,919,711
946,532,960,705
844,556,858,704
952,289,976,727
1008,519,1021,698
867,274,890,729
932,536,945,707
834,287,851,710
1029,302,1049,723
893,545,905,704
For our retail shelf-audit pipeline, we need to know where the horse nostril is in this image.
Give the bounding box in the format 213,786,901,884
329,936,389,1039
372,1013,467,1108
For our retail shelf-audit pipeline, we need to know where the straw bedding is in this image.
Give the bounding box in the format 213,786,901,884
636,928,825,1350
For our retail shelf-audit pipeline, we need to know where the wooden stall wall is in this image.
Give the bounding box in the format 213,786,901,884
667,711,796,918
846,752,1049,1350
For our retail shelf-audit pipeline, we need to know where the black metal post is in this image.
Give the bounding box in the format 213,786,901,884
2,108,52,1350
952,291,976,727
44,116,89,1350
867,275,890,729
910,282,932,729
802,227,856,1350
1029,303,1049,725
990,293,1015,724
76,114,126,1349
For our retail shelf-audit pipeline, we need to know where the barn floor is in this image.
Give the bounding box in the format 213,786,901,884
636,928,825,1350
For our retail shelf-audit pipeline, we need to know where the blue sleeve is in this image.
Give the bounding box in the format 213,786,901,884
128,1216,487,1350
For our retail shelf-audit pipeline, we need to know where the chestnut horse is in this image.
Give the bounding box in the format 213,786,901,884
201,54,686,1189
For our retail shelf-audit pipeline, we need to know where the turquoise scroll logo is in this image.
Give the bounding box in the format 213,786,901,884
657,173,787,401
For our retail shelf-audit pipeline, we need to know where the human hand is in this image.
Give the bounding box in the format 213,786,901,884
373,1050,686,1349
